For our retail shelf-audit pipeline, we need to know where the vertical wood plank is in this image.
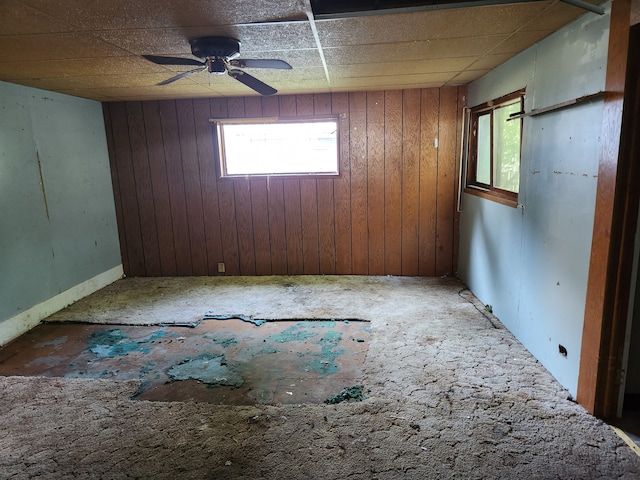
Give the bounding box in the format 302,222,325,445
211,97,240,276
102,103,130,275
280,95,304,274
350,92,368,274
126,102,161,276
332,93,352,274
142,101,178,276
384,90,403,276
245,97,272,275
176,99,208,275
436,87,458,277
227,97,256,276
419,89,439,276
105,87,462,280
315,93,336,274
578,0,632,416
109,102,145,276
453,87,467,275
193,98,224,275
262,95,288,274
298,94,320,274
367,91,385,275
158,100,193,275
401,89,421,276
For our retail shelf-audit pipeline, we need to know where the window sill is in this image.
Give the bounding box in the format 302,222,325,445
464,187,518,208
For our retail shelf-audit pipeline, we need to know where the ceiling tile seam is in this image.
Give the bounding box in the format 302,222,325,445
451,0,571,80
302,0,331,89
10,0,86,35
316,33,511,49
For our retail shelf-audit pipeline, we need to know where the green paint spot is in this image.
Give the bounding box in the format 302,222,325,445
256,345,280,354
269,323,318,343
304,329,344,375
317,320,336,328
87,329,168,358
325,385,368,404
203,333,239,348
167,353,244,387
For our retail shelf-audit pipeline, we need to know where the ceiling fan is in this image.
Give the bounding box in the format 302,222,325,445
143,36,292,96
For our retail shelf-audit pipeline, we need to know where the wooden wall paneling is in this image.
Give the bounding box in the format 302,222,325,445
102,103,130,275
435,87,458,276
158,100,193,275
142,101,178,276
578,0,632,417
297,94,321,274
367,91,386,275
126,102,161,276
332,92,352,274
418,89,440,276
280,95,304,274
108,102,145,276
401,89,421,276
234,179,256,275
262,95,288,275
314,93,337,274
227,97,256,276
175,99,208,275
384,90,403,275
192,98,223,275
210,97,240,276
245,97,272,275
250,179,271,275
107,87,461,279
453,87,467,274
349,92,369,274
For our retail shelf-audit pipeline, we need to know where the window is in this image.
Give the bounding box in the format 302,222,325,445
215,117,339,177
465,89,524,206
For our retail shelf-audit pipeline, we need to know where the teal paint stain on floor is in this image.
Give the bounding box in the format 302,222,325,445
203,332,239,348
304,329,345,375
269,323,319,343
87,329,169,358
167,353,244,387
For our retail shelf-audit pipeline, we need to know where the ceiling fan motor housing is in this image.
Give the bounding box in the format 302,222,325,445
189,36,241,60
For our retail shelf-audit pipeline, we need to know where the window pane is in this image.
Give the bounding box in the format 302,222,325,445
476,113,491,185
493,102,520,193
220,120,338,176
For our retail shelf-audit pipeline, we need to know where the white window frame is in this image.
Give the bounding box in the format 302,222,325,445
215,116,340,178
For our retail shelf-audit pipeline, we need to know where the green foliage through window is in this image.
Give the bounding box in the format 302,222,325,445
465,89,524,206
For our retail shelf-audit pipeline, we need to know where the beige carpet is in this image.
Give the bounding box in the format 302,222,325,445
1,276,638,479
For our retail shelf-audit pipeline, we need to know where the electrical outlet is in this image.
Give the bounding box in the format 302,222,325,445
217,263,225,273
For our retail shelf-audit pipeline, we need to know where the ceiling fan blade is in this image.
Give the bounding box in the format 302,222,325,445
156,67,205,86
228,69,277,96
229,59,292,70
143,55,204,67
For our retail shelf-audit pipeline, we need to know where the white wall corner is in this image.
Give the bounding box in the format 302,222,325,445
0,265,124,347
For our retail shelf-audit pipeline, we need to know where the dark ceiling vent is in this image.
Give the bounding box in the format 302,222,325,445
310,0,604,18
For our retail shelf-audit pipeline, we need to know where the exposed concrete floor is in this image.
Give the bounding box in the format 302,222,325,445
0,320,370,405
2,275,640,479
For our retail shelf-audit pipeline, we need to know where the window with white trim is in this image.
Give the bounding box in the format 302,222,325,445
215,117,339,178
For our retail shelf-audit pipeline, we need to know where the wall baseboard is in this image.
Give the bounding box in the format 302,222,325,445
0,265,124,347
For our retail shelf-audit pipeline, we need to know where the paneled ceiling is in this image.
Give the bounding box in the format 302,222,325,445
0,0,608,101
